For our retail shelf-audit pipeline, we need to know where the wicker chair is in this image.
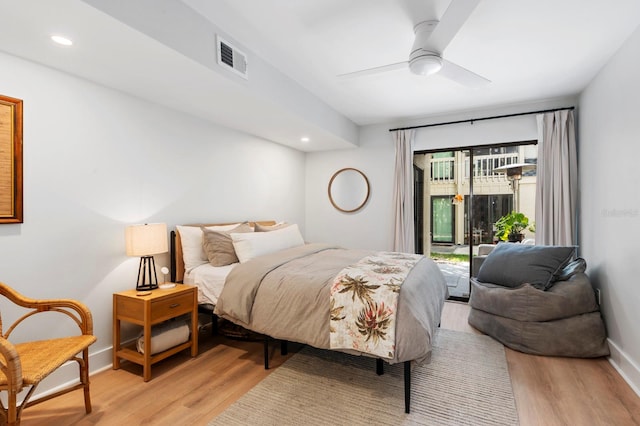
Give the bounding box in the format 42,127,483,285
0,282,96,425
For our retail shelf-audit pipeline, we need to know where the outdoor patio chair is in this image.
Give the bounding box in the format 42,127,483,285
0,282,96,425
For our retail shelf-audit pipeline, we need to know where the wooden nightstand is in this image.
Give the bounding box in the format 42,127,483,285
113,284,198,381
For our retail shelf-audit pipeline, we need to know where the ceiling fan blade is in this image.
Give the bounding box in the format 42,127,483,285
439,59,490,87
424,0,481,53
337,61,408,79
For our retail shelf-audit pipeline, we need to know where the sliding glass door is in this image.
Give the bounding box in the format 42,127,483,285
414,141,537,301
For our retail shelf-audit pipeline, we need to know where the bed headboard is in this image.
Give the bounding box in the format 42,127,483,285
170,221,276,283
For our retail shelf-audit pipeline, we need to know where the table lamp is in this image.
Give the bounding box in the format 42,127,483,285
125,223,168,291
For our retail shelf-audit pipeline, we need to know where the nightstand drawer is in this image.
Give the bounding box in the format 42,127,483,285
151,292,193,322
114,297,144,322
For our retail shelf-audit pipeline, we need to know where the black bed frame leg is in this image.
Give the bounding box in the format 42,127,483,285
211,313,218,336
404,361,411,414
376,358,384,375
280,340,288,356
264,336,269,370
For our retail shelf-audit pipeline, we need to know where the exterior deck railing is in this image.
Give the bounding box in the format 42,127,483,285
430,153,520,184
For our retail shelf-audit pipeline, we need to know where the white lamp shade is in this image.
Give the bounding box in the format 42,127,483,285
125,223,168,256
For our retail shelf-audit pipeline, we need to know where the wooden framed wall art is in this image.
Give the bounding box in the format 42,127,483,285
0,95,23,223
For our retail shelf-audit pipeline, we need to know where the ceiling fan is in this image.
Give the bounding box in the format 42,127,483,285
338,0,490,88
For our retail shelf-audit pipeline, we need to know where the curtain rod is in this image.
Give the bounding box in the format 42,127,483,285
388,106,575,132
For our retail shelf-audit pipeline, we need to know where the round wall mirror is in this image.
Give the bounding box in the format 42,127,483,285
328,168,370,213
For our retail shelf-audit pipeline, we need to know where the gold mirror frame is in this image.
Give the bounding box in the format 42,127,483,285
328,168,370,213
0,94,23,224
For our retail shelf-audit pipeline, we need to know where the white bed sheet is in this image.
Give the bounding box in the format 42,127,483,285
184,263,236,306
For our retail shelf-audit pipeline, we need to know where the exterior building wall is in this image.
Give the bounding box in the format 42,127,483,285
417,150,537,246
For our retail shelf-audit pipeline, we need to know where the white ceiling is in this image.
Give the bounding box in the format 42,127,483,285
205,0,640,124
1,0,639,151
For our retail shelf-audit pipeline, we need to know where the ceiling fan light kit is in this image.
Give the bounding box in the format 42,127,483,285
409,53,443,76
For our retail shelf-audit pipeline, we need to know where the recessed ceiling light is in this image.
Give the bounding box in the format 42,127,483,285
301,137,310,143
51,35,73,46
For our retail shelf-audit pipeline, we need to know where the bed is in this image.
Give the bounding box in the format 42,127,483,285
170,221,448,413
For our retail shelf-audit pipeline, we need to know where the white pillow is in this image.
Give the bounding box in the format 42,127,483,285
177,224,240,272
231,224,304,263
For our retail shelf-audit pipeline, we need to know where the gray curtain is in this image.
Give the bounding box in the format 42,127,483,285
535,110,578,246
392,129,415,253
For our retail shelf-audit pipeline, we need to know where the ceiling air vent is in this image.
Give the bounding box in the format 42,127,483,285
216,35,248,79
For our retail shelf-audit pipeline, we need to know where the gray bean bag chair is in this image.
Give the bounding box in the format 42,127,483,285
468,243,609,357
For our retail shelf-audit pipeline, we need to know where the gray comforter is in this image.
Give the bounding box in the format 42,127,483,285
214,243,448,364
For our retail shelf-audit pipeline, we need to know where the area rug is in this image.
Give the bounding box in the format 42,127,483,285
209,329,519,425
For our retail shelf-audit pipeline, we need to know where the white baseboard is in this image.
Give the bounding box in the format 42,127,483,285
607,338,640,398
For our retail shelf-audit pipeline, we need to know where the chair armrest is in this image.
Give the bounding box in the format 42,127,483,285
33,299,94,335
471,256,487,277
0,337,23,392
0,283,94,337
477,244,495,256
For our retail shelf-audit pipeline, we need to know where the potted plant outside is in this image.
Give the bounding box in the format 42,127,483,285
494,211,530,242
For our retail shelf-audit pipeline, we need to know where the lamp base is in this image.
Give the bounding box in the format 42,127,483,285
136,283,158,291
136,256,159,291
159,283,176,289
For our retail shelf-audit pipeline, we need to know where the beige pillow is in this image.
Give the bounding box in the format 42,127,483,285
202,223,253,266
177,223,240,272
255,222,290,232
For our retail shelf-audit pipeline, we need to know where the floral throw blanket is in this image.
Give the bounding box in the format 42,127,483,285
329,252,423,359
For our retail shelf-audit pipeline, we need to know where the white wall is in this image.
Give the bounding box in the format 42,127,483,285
305,98,575,251
579,24,640,394
0,51,305,393
305,124,395,250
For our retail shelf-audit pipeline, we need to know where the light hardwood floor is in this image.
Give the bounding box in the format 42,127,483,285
21,302,640,425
